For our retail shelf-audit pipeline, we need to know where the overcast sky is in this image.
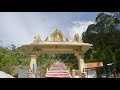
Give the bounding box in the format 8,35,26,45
0,12,99,48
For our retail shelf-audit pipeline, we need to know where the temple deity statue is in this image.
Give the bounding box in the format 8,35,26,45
34,33,42,42
51,28,65,42
74,34,83,43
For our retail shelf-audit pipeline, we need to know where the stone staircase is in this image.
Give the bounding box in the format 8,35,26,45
45,62,72,78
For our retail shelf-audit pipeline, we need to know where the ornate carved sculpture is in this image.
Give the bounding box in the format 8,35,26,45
55,33,60,41
74,34,83,43
34,33,42,42
51,29,65,42
45,37,49,41
66,37,70,42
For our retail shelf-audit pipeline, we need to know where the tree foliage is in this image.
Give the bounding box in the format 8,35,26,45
0,45,30,76
82,12,120,73
1,12,120,77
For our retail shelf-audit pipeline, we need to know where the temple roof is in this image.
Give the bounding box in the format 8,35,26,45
22,29,93,54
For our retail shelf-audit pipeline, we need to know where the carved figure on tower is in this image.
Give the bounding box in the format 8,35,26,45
34,33,42,42
51,28,65,42
74,34,83,43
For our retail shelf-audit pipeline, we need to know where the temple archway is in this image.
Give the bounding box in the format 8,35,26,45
22,29,93,78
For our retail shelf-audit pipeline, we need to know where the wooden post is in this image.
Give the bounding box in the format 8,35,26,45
78,59,85,78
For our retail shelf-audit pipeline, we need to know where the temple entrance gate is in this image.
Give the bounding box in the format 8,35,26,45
22,29,93,78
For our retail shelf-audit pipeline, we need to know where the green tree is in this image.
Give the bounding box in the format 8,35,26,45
1,53,17,75
0,45,30,77
82,12,120,73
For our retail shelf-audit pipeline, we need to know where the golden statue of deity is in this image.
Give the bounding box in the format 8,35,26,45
34,33,42,42
51,29,64,42
74,34,83,43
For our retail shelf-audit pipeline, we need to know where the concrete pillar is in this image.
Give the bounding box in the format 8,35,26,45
30,55,37,78
78,58,85,78
74,50,85,78
72,69,76,78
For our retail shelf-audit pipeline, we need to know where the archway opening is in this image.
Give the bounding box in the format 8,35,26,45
36,53,78,78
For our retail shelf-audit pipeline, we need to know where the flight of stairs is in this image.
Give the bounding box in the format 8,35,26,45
45,62,72,78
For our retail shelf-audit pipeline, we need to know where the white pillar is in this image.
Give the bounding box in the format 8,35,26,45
78,58,85,78
74,50,85,78
30,55,37,78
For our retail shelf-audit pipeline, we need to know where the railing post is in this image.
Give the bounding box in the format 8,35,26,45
72,69,76,78
46,68,48,73
68,67,70,73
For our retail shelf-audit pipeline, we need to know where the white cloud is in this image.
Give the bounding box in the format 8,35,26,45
0,12,61,47
68,21,95,40
0,12,97,48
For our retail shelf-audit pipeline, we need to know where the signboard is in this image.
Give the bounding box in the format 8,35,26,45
33,64,37,74
85,62,103,69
